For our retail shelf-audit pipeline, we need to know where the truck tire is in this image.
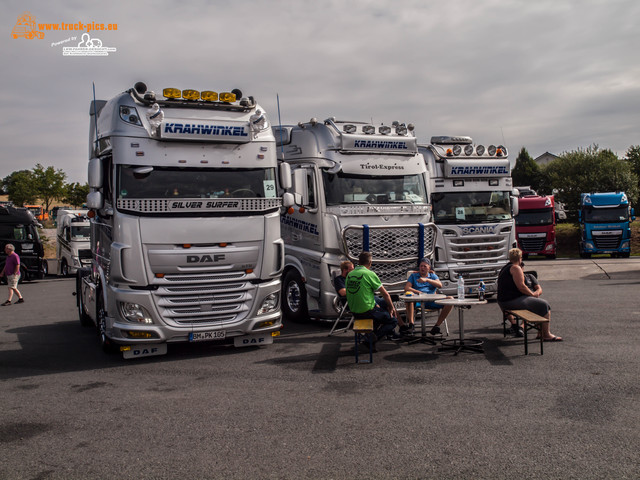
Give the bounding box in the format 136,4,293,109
76,275,92,327
41,260,48,277
96,290,118,354
61,260,69,277
281,269,308,323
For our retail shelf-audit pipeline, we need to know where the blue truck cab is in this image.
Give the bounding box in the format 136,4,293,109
579,192,635,258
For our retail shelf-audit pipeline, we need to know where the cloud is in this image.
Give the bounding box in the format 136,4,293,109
1,0,639,183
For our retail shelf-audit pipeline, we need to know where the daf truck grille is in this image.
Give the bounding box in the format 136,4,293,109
117,198,281,213
342,224,437,262
519,237,546,252
593,234,621,249
153,276,254,327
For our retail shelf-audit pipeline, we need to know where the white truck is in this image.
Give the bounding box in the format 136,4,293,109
420,136,518,297
275,118,437,322
56,209,91,276
77,81,293,358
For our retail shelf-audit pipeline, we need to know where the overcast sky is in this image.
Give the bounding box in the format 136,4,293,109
2,0,639,183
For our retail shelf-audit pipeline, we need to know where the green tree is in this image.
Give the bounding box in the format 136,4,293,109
544,145,639,213
625,145,640,194
4,170,37,206
32,164,66,214
512,147,544,193
63,182,90,207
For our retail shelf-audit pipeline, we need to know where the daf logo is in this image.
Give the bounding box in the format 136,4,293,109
187,254,225,263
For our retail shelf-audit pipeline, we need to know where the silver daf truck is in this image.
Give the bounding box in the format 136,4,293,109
77,82,293,358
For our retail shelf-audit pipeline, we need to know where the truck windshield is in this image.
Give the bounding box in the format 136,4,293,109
0,225,28,240
117,166,277,200
582,206,629,223
71,226,90,240
322,172,428,206
432,191,512,224
516,208,553,226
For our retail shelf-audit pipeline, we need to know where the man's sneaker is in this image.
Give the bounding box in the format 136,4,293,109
400,324,414,335
16,298,24,304
511,324,524,337
429,325,441,336
387,332,403,341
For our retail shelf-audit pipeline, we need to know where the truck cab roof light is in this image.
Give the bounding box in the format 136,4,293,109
362,125,375,134
219,243,228,247
219,92,236,103
182,89,200,100
452,145,462,156
379,126,391,135
497,145,506,156
488,145,497,156
201,91,218,102
163,88,181,99
476,145,485,156
446,148,453,156
182,244,192,248
343,124,357,134
464,144,474,156
119,106,142,126
395,124,408,135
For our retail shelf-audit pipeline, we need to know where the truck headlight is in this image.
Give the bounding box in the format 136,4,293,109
72,257,81,266
586,242,594,249
119,302,154,324
621,241,629,249
257,293,279,315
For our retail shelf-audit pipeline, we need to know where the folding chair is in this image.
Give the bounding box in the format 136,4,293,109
328,296,354,336
404,271,449,337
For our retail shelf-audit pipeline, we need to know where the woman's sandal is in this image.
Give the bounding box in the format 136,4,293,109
543,336,563,342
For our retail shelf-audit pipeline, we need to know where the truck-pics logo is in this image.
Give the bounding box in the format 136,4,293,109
11,12,44,39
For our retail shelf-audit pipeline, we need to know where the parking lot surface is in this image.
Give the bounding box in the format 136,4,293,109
1,258,639,479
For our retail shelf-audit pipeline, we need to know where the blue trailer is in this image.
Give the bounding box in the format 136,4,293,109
579,192,635,258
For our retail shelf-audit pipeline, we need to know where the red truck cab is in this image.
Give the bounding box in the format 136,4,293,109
515,195,556,259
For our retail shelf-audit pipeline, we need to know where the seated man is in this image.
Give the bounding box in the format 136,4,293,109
334,260,354,299
346,252,399,349
403,258,453,336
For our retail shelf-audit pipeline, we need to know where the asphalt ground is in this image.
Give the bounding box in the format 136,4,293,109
1,258,639,479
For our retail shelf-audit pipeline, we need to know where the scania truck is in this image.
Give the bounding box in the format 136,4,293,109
420,136,518,297
275,118,436,322
515,194,557,259
56,209,91,276
579,192,634,258
78,81,293,358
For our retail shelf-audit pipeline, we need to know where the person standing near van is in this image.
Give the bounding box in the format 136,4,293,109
1,244,24,305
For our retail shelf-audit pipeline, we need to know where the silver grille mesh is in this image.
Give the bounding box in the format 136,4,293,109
343,224,436,262
117,198,281,213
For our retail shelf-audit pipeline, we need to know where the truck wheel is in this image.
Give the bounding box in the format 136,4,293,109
41,260,48,277
96,292,118,354
61,260,69,277
281,269,308,323
621,252,630,258
76,276,92,327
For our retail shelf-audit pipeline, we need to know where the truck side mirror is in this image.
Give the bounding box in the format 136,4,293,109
282,192,295,208
511,196,519,217
88,157,103,189
279,162,292,190
293,169,309,206
87,191,104,210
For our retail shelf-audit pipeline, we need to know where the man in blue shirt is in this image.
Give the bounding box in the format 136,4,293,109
403,258,452,335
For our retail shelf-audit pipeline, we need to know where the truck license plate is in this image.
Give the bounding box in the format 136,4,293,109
189,331,226,342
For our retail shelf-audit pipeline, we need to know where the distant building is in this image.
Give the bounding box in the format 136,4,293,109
534,152,559,166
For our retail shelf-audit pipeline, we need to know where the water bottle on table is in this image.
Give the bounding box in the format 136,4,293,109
457,274,465,300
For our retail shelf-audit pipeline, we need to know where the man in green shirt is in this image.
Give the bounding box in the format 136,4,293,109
346,251,398,347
